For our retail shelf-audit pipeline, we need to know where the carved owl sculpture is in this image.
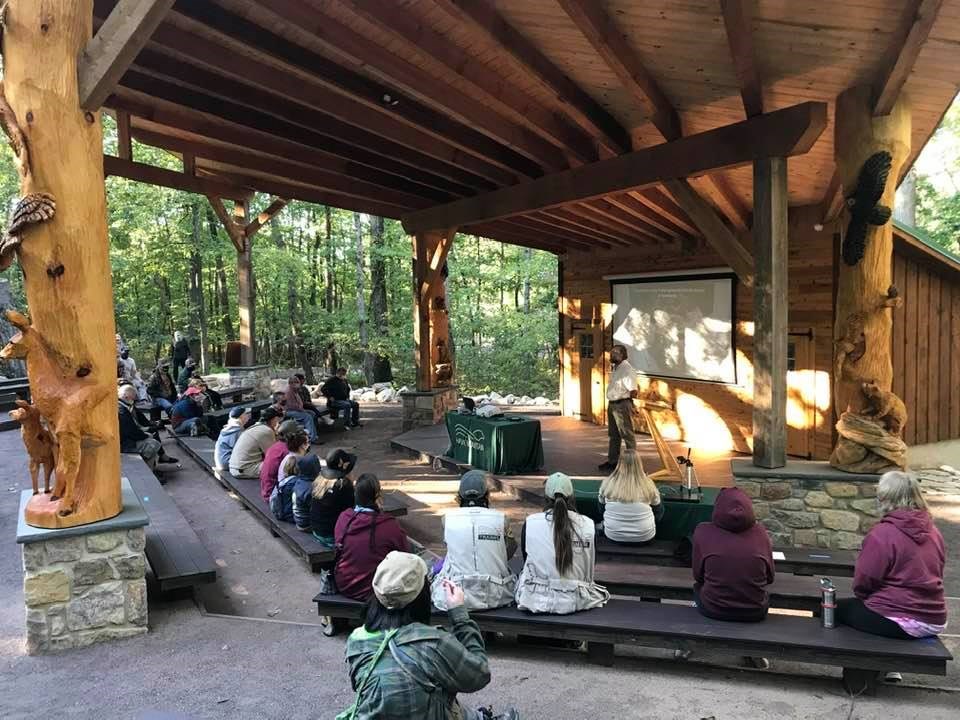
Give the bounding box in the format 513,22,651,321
842,151,892,266
0,192,56,270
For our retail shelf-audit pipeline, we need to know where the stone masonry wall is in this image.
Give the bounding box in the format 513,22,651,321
22,528,148,654
401,387,459,432
735,478,880,551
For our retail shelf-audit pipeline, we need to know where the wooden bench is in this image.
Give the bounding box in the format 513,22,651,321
312,593,952,693
213,383,255,403
175,435,408,572
201,398,274,440
121,453,217,592
594,535,857,577
594,560,852,613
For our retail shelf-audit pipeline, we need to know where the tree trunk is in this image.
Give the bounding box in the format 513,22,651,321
189,201,209,372
354,213,374,384
3,0,121,527
325,205,334,313
369,215,392,382
522,247,532,314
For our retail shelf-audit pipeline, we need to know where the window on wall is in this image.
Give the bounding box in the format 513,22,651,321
787,340,797,372
578,333,594,359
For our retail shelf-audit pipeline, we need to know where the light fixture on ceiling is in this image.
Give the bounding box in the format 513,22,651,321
381,93,399,107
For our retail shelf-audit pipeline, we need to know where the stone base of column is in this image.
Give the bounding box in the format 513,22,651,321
225,364,272,397
16,478,149,655
400,386,459,432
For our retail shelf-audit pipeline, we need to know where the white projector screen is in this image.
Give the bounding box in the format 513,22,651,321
611,274,737,384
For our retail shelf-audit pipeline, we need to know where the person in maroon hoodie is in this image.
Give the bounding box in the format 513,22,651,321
692,487,775,622
334,473,410,600
837,470,947,640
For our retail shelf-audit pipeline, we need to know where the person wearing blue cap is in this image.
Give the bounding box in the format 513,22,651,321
214,406,249,471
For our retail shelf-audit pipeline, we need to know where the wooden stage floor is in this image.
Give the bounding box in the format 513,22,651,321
391,412,740,501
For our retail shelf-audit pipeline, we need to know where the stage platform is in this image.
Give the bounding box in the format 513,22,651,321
391,412,739,505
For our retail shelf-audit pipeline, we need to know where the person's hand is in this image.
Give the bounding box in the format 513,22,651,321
442,579,465,609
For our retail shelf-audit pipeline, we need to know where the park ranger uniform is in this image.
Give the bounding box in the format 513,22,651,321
606,357,638,465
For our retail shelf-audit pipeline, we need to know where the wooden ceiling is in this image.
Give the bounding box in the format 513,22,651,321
95,0,960,255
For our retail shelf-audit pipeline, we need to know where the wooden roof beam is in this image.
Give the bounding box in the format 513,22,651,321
104,154,247,201
432,0,630,156
79,0,175,110
720,0,764,117
207,195,246,253
244,198,289,239
819,0,943,222
402,102,827,234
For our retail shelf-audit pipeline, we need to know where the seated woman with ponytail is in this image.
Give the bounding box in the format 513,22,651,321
598,451,663,544
515,472,609,614
334,474,410,601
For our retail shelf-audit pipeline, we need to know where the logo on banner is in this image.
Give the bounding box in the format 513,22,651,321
454,425,485,452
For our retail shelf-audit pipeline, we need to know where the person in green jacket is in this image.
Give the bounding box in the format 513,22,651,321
340,551,519,720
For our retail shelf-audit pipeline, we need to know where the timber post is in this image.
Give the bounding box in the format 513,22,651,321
233,199,257,366
830,85,911,472
412,229,456,392
1,0,122,527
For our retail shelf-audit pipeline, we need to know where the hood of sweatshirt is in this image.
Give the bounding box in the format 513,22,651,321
342,509,396,537
711,487,756,533
881,507,933,544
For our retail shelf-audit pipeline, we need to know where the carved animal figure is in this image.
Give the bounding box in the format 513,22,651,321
842,151,893,266
8,400,56,495
0,310,109,515
834,286,902,395
0,192,56,270
861,380,908,436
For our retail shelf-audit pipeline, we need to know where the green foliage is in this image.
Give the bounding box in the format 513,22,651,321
0,118,559,395
915,175,960,256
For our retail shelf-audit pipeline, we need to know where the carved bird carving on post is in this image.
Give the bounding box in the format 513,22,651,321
842,151,893,266
0,192,56,270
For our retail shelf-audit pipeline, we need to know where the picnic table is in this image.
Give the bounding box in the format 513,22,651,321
444,411,544,474
573,479,718,541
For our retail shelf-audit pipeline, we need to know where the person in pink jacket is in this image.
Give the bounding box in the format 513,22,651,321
838,471,947,640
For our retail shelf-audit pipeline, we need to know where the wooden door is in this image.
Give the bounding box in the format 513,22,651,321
574,324,604,423
786,332,816,459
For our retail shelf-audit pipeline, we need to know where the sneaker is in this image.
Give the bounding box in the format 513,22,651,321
343,424,351,431
674,649,692,661
477,708,520,720
189,424,199,438
743,656,770,669
597,462,616,473
159,455,179,464
884,671,903,684
351,422,363,428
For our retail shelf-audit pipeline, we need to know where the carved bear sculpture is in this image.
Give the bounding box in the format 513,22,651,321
861,380,908,436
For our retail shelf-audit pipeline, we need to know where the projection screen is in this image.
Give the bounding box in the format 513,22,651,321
610,273,737,384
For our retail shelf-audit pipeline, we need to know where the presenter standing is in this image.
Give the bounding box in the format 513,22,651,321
599,344,638,473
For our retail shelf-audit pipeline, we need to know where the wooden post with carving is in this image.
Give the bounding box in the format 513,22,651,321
412,229,456,391
831,85,911,472
0,0,122,527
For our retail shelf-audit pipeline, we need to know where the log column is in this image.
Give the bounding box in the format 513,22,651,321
3,0,121,526
234,199,257,366
412,230,455,391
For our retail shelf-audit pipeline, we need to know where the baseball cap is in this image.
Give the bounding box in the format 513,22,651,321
183,386,202,397
276,419,302,439
321,448,357,479
545,472,573,499
229,406,248,419
296,453,323,479
260,406,283,423
458,469,490,500
372,551,427,609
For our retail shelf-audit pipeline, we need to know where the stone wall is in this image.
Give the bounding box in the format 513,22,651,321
732,459,880,551
226,364,272,397
22,528,148,654
401,387,459,432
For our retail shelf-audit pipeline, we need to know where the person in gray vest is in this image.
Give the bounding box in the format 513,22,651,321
432,470,518,611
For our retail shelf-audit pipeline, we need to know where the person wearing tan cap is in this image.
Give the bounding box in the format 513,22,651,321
515,472,609,615
340,551,519,720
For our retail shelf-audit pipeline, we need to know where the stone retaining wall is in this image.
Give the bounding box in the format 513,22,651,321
22,528,148,654
732,459,881,551
401,386,459,431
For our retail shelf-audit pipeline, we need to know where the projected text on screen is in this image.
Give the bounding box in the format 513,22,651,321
611,274,736,384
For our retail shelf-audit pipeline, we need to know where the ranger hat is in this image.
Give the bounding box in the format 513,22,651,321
372,551,427,609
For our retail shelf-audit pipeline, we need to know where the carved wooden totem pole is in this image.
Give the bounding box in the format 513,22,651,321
0,0,122,527
831,86,911,473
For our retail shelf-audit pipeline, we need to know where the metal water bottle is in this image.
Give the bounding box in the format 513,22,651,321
820,577,836,629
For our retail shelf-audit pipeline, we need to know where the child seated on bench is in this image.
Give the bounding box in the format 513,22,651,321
310,449,357,545
837,471,946,642
691,487,774,623
214,406,249,471
598,451,663,544
260,420,305,502
292,453,323,532
516,472,609,614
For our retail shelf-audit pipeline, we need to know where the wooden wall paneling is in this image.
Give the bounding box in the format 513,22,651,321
916,267,929,444
952,283,960,438
892,253,906,402
939,278,952,440
903,259,919,446
927,272,941,442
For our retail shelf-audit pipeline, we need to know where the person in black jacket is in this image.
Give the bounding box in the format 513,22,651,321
310,448,357,545
171,331,191,378
118,385,179,469
146,360,178,417
320,367,361,427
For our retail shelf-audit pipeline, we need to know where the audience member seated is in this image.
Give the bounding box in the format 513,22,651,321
118,349,148,400
310,448,357,545
118,385,178,469
292,372,328,424
334,474,409,601
228,406,283,479
268,427,311,522
146,360,177,417
214,406,249,471
177,357,198,393
432,470,517,611
278,428,311,489
598,451,664,544
341,552,516,720
259,420,303,502
516,472,609,614
292,453,323,532
169,387,206,436
171,330,190,378
837,471,946,642
284,375,319,443
321,367,361,428
188,377,223,412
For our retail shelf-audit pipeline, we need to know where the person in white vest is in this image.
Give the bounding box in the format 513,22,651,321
515,472,609,614
432,470,518,611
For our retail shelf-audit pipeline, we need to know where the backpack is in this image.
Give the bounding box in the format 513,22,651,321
292,476,314,530
270,476,295,523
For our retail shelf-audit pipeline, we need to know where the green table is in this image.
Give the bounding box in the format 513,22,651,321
573,480,720,541
445,412,544,475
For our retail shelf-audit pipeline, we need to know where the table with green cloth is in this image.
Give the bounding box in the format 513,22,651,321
444,412,544,475
572,480,720,541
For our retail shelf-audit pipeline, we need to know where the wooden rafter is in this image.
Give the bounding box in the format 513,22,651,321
207,195,246,254
103,155,245,201
207,194,289,253
79,0,175,110
402,102,827,236
819,0,943,222
244,198,289,239
720,0,764,117
432,0,630,156
116,109,132,160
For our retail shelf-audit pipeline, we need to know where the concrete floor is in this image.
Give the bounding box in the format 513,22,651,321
0,406,958,719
